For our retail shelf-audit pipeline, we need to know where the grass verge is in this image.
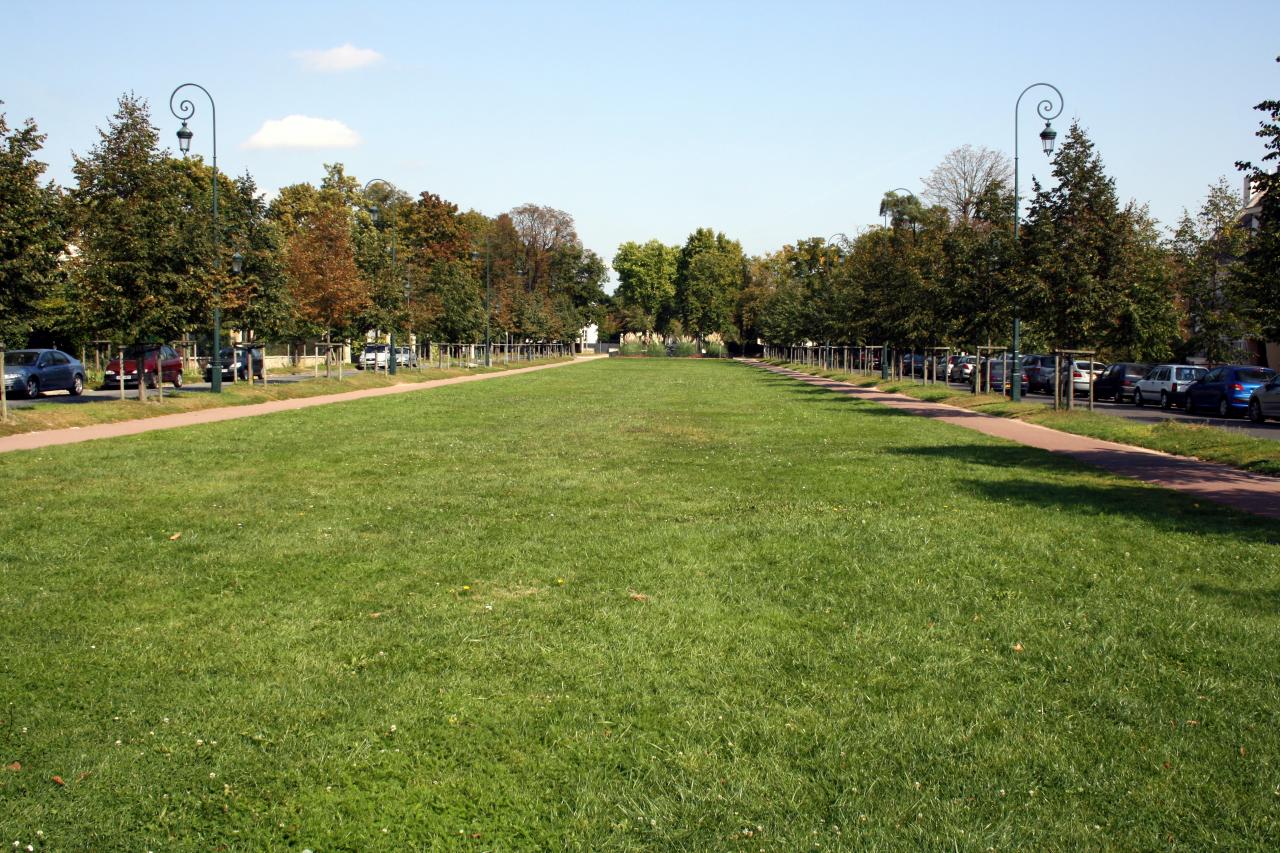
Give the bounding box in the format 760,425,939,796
2,359,1278,848
0,357,572,439
766,361,1280,477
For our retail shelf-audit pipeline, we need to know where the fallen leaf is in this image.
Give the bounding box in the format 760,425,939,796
52,775,65,786
1012,642,1024,653
628,591,650,603
369,612,382,618
5,761,20,771
77,770,92,781
168,533,182,541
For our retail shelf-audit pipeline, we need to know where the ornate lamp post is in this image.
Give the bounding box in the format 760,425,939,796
170,83,223,392
363,178,399,375
1010,82,1063,402
468,243,493,367
879,188,916,228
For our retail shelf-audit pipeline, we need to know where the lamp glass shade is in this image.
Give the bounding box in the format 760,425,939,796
231,252,243,274
1040,122,1057,156
176,122,193,154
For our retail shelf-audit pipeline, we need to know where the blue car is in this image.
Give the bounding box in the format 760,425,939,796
1186,364,1278,418
3,349,87,399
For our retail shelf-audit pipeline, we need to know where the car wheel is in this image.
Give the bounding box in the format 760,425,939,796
25,377,40,399
1249,399,1265,424
1160,391,1170,410
145,372,158,389
1134,389,1145,407
71,374,84,396
1218,396,1232,418
173,371,183,389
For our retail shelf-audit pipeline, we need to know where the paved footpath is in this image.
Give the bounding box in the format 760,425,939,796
746,360,1280,522
0,357,603,456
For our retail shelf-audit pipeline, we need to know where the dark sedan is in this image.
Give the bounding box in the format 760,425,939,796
1094,362,1152,403
3,349,86,398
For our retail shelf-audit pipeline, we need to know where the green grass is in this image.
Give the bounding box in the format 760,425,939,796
0,357,571,439
2,360,1279,849
771,362,1280,477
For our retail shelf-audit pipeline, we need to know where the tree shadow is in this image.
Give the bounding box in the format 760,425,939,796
1189,583,1280,617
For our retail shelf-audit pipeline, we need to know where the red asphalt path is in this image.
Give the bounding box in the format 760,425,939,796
746,360,1280,522
0,358,601,455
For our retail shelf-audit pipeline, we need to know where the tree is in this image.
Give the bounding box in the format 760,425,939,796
921,145,1012,223
1235,55,1280,342
284,203,368,369
1169,179,1253,361
0,104,66,347
674,228,745,342
1021,122,1127,350
612,239,677,338
69,94,214,348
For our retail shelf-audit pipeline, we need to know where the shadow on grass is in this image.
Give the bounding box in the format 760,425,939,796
959,475,1280,543
1190,583,1280,617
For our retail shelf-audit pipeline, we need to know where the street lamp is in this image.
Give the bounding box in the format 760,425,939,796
1010,82,1063,402
879,188,916,228
469,241,493,367
170,83,223,392
363,178,399,375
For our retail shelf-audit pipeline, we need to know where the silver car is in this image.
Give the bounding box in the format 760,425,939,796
1133,364,1207,409
1248,374,1280,423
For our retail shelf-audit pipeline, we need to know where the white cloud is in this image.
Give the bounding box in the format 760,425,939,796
293,43,383,72
242,115,362,150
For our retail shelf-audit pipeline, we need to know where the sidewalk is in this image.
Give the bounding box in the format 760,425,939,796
0,357,603,456
746,360,1280,521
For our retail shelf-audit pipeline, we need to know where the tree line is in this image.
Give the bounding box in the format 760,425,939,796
0,94,609,354
608,65,1280,364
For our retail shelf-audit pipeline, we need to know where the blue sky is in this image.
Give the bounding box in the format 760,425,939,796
5,0,1279,280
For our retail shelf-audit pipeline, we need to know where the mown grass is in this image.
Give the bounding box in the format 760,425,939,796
769,362,1280,477
2,359,1278,849
0,357,572,439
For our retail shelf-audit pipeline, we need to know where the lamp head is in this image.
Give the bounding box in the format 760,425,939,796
1039,121,1057,156
469,251,482,261
176,121,193,155
231,252,243,274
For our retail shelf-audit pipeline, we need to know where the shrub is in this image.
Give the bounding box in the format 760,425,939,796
644,341,668,357
619,341,646,356
704,341,726,357
673,341,698,357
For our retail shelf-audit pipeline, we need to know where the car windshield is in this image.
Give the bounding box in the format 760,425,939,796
1176,367,1205,381
4,351,40,366
1126,365,1152,376
1238,368,1276,383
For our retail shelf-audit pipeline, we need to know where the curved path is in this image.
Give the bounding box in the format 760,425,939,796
0,357,603,455
746,360,1280,521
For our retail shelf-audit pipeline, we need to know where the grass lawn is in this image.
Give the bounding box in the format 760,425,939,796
2,359,1278,849
0,357,571,439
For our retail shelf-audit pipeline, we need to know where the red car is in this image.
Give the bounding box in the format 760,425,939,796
103,344,185,388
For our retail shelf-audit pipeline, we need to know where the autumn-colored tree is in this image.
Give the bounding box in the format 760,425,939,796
284,204,368,373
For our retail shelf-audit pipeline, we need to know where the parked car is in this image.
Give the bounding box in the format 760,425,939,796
360,344,389,370
204,347,264,382
1094,362,1152,403
970,358,1027,395
952,356,977,383
1185,365,1278,418
1248,374,1280,423
3,348,86,398
1132,364,1207,409
1058,360,1106,396
103,344,184,388
1021,355,1058,395
394,346,417,368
